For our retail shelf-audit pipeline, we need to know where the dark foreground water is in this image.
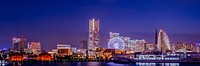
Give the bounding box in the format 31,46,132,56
9,62,200,66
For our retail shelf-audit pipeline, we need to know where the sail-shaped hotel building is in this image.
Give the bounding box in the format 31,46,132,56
157,29,171,52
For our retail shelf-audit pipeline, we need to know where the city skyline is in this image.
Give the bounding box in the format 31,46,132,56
0,0,200,49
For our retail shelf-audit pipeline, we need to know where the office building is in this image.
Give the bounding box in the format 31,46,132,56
122,37,131,51
57,44,71,55
71,47,77,54
109,32,120,39
12,36,27,52
134,39,146,52
28,42,41,54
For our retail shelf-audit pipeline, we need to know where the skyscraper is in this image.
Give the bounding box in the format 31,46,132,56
12,36,27,52
88,18,99,50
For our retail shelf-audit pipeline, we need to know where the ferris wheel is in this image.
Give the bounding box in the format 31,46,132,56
108,37,125,50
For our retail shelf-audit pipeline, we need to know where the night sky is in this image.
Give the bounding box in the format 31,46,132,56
0,0,200,50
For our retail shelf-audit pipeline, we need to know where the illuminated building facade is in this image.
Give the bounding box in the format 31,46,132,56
157,29,171,52
88,18,99,56
122,37,131,51
109,32,120,39
71,47,77,54
134,39,146,52
170,43,176,53
28,42,41,55
172,42,196,52
12,37,27,52
77,49,85,53
195,43,200,53
145,43,155,51
52,49,58,54
57,44,71,55
88,18,99,50
10,54,24,61
175,42,185,51
129,40,135,51
37,53,52,61
187,43,195,52
77,49,87,56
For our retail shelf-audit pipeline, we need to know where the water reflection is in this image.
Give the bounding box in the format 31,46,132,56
69,62,102,66
136,62,179,66
106,62,129,66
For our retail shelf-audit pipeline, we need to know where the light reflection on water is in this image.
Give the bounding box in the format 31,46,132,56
106,62,130,66
85,62,101,66
77,62,128,66
136,62,179,66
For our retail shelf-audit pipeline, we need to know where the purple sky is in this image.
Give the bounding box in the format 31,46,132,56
0,0,200,49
